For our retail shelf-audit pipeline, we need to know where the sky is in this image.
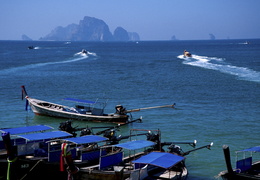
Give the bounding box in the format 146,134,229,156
1,0,260,41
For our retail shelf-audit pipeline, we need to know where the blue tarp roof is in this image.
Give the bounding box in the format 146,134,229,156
0,125,53,135
132,152,185,169
238,146,260,152
62,135,107,144
63,98,95,104
114,140,155,150
17,131,72,141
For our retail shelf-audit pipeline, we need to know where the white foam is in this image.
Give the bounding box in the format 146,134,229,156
0,56,88,75
178,54,260,83
74,51,97,57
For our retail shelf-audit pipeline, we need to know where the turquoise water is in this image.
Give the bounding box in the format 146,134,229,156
0,40,259,179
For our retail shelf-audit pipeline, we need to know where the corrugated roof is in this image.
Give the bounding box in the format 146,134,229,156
0,125,53,135
132,152,185,169
17,131,72,141
114,140,155,150
62,135,107,144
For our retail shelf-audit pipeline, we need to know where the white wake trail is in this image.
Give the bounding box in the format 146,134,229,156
0,56,88,75
177,54,260,83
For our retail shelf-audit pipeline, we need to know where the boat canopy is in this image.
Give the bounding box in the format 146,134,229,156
132,152,185,169
237,146,260,153
62,135,107,145
0,125,53,135
63,98,96,104
113,140,155,150
16,131,72,141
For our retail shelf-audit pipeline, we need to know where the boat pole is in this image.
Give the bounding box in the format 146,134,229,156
223,145,234,174
21,86,29,111
126,104,175,113
183,142,213,156
21,85,28,98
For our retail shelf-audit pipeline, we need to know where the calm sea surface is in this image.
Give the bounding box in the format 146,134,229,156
0,40,259,179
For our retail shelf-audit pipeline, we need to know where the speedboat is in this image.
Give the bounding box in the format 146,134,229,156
183,50,192,57
28,46,35,50
81,49,88,54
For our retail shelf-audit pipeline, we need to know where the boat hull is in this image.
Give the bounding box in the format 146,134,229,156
26,97,129,124
76,169,131,180
219,162,260,180
219,171,260,180
76,166,188,180
0,158,68,180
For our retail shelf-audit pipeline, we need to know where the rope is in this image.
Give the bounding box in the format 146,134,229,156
7,157,18,180
20,159,44,180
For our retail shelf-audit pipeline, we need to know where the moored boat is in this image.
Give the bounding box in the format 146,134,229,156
0,125,120,180
21,86,130,124
21,86,175,124
219,145,260,180
0,125,74,180
76,129,213,180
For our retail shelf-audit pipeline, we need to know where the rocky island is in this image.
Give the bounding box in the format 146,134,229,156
40,16,140,42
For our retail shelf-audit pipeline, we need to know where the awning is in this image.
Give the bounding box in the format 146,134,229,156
0,125,53,135
63,98,96,104
17,131,72,141
114,140,155,150
132,152,185,169
237,146,260,153
62,135,107,144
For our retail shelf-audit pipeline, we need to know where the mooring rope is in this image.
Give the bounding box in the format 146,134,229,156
20,159,44,180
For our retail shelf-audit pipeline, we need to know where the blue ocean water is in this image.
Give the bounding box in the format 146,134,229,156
0,39,259,179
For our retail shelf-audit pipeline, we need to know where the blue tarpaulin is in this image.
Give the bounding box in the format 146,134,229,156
63,98,96,104
17,131,72,141
0,125,53,135
238,146,260,152
132,152,185,169
62,135,107,144
114,140,155,150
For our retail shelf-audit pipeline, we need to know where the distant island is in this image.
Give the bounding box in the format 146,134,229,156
22,34,33,41
39,16,140,42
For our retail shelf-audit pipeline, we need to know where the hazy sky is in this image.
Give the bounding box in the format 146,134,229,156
1,0,259,41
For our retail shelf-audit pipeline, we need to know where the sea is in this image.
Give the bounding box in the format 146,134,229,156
0,39,259,179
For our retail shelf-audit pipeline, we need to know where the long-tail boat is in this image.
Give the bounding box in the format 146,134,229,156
219,145,260,180
0,125,151,179
21,86,175,124
75,129,213,180
0,125,73,180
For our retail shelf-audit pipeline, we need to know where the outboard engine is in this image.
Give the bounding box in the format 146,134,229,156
146,132,160,142
80,128,92,136
104,130,120,144
103,130,115,139
59,121,77,137
115,105,126,115
168,144,183,155
146,131,161,151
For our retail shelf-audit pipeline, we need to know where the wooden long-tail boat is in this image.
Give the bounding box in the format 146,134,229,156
21,86,130,124
21,86,175,124
218,145,260,180
0,125,74,180
75,129,213,180
0,125,151,180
